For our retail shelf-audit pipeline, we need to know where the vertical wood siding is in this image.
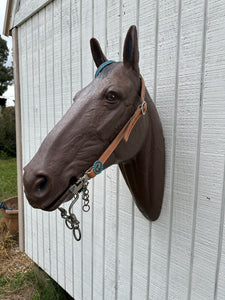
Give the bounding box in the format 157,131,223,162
18,0,225,299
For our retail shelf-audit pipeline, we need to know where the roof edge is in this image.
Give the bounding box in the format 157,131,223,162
3,0,13,37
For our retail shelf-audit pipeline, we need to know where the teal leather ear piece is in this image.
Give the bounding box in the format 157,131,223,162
95,60,115,78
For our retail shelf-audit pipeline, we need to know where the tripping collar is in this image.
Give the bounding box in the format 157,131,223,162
59,61,147,241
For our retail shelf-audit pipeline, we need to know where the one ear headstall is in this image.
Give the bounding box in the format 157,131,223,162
95,60,115,78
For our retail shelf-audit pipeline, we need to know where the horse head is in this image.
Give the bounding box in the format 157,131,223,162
23,25,165,221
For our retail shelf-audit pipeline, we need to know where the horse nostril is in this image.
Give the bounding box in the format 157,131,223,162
36,176,48,194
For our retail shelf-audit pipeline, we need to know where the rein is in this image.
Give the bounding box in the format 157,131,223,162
58,61,147,241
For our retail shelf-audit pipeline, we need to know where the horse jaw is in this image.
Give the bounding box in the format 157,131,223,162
119,91,165,221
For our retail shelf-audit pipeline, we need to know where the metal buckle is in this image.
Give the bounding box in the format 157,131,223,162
141,101,147,115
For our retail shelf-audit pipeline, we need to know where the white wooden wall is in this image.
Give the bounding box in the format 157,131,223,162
16,0,225,299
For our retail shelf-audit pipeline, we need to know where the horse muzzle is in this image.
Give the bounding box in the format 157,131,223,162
23,166,75,211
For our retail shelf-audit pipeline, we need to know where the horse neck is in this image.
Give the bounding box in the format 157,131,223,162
119,90,165,221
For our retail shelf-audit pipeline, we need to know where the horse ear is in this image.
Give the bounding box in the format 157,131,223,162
90,38,108,67
123,25,139,74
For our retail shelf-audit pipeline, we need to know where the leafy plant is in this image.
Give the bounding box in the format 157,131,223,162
0,35,13,96
0,107,16,158
0,158,17,202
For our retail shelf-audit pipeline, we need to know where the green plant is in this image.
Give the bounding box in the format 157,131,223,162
9,272,30,291
32,265,73,300
0,268,73,300
0,273,36,299
0,158,17,201
0,107,16,158
0,34,13,96
32,294,41,300
0,150,8,159
0,276,8,287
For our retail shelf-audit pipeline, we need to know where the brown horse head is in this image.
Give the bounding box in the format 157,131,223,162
23,25,165,221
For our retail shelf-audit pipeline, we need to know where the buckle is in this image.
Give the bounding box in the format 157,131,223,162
141,101,147,115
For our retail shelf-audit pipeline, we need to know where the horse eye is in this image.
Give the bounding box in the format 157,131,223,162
106,92,118,101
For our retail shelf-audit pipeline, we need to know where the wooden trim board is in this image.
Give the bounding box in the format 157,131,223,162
3,0,13,36
12,27,24,252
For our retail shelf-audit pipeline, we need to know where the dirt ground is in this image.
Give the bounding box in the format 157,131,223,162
0,219,35,300
0,217,74,300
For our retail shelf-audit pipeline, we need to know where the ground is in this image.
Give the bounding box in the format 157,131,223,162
0,158,73,299
0,218,74,300
0,219,35,299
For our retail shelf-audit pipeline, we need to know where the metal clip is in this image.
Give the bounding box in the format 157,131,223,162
69,173,89,195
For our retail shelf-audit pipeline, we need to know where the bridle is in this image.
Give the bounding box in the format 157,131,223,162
58,61,147,241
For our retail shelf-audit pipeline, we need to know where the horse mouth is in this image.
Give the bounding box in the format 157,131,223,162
42,188,72,211
42,177,77,211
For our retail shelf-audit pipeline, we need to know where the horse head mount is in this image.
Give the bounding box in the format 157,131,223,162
23,25,165,241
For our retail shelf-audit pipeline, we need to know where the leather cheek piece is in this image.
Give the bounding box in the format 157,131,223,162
124,102,147,142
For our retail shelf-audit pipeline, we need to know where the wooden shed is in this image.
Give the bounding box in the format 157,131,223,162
4,0,225,299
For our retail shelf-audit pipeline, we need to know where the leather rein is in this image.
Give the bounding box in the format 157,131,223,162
58,61,147,241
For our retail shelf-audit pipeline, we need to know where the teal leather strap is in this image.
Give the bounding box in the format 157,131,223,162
95,60,115,78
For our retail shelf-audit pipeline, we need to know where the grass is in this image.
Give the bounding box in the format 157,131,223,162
0,158,17,201
32,265,73,300
0,271,35,298
0,266,73,300
0,158,17,219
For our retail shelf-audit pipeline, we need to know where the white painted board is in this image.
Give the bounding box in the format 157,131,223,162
17,0,225,299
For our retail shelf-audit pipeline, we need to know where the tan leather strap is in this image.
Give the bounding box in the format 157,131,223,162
87,74,147,178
